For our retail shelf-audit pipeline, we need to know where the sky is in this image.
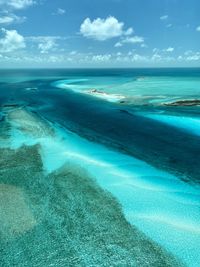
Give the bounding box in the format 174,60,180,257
0,0,199,68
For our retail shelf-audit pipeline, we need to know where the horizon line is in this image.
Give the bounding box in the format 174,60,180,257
0,66,200,70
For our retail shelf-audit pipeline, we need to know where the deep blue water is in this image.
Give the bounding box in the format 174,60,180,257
1,68,199,182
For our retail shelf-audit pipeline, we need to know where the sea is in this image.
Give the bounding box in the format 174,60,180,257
0,68,200,267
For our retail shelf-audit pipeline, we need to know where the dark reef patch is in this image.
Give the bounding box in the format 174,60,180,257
0,144,182,267
164,99,200,107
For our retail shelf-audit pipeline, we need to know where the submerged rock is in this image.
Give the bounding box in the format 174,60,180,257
164,99,200,106
1,103,21,108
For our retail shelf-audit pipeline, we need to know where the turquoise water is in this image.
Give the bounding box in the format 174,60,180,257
52,68,200,105
0,68,200,266
54,75,200,97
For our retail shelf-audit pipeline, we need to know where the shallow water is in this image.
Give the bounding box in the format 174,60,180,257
0,68,200,267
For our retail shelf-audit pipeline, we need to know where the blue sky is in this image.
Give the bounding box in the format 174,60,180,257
0,0,199,67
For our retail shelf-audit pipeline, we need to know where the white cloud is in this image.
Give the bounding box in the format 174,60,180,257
166,24,172,28
131,54,148,62
152,53,162,61
160,15,168,20
2,49,199,67
80,16,124,41
141,43,148,48
164,47,174,52
184,51,200,61
0,28,26,52
0,0,35,10
0,15,15,24
70,50,77,55
38,39,57,54
57,8,66,15
114,42,122,47
124,27,134,35
53,8,66,16
36,37,58,53
92,54,111,62
80,16,145,49
122,36,144,44
196,26,200,32
152,48,159,53
27,36,62,42
0,14,26,24
184,50,192,56
117,55,130,62
47,55,64,63
0,1,33,26
177,51,200,62
26,36,61,53
115,35,144,48
186,54,200,61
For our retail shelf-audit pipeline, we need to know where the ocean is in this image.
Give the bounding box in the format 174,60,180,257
0,68,200,267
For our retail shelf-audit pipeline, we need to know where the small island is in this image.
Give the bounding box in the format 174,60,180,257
87,88,125,102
